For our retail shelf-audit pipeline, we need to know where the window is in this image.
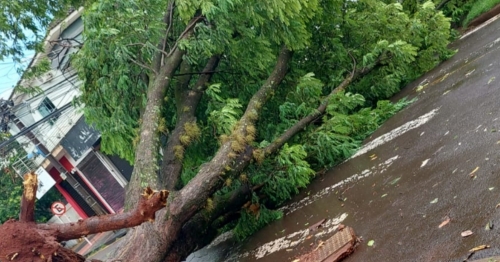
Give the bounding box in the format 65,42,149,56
38,98,59,124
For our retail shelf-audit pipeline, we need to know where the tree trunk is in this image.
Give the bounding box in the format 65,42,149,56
111,47,292,262
161,55,220,190
125,16,201,208
164,184,252,262
125,45,185,209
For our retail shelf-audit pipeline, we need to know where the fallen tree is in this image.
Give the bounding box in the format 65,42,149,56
1,0,455,261
0,172,168,262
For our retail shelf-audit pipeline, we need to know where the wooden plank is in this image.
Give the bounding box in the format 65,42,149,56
296,226,358,262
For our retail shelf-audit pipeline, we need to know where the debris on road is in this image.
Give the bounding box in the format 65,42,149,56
469,245,490,252
438,216,451,228
308,219,327,231
461,230,474,237
294,226,358,262
485,221,493,231
469,167,479,177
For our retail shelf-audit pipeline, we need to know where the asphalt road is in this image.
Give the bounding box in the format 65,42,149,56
185,13,500,262
90,14,500,262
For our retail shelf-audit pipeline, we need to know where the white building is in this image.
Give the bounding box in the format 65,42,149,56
2,8,132,220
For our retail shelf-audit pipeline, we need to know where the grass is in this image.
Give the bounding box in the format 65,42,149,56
463,0,500,27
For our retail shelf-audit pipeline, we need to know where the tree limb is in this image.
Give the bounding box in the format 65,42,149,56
153,0,176,72
115,46,291,262
37,188,168,241
436,0,452,10
125,22,196,209
166,15,204,57
165,45,292,238
129,57,158,75
263,53,379,155
163,183,252,262
161,1,176,66
160,55,220,190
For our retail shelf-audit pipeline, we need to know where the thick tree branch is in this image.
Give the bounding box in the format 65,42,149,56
115,46,290,262
153,0,176,73
263,57,377,155
160,55,220,190
167,15,204,57
170,46,291,215
19,172,37,222
37,188,168,241
164,183,252,262
125,21,197,208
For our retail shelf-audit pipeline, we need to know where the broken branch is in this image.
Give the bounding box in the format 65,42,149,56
19,172,37,222
37,188,169,241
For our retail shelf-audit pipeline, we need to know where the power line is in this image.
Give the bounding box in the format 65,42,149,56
0,103,73,149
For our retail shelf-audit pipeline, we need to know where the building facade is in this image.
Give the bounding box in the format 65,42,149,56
1,8,131,220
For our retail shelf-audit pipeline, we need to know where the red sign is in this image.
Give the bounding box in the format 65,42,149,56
51,201,66,216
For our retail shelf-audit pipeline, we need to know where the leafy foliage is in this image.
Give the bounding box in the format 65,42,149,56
0,172,65,224
233,198,283,241
206,84,243,135
0,141,62,223
72,0,453,249
307,94,414,167
0,0,84,63
463,0,500,26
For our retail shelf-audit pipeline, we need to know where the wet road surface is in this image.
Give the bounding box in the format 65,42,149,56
186,14,500,262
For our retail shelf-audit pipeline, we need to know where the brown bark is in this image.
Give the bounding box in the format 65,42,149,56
164,184,252,262
161,55,220,190
20,172,37,222
0,219,89,262
1,186,167,262
125,20,197,209
38,188,168,241
112,47,292,262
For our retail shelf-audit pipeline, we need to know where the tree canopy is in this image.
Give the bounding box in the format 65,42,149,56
1,0,460,261
71,0,454,260
0,0,83,63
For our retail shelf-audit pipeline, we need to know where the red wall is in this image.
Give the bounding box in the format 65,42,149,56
48,167,88,219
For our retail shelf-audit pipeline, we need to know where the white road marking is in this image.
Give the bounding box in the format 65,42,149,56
231,213,348,261
349,108,439,159
279,155,399,216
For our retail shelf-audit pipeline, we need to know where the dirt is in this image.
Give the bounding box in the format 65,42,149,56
0,219,86,262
